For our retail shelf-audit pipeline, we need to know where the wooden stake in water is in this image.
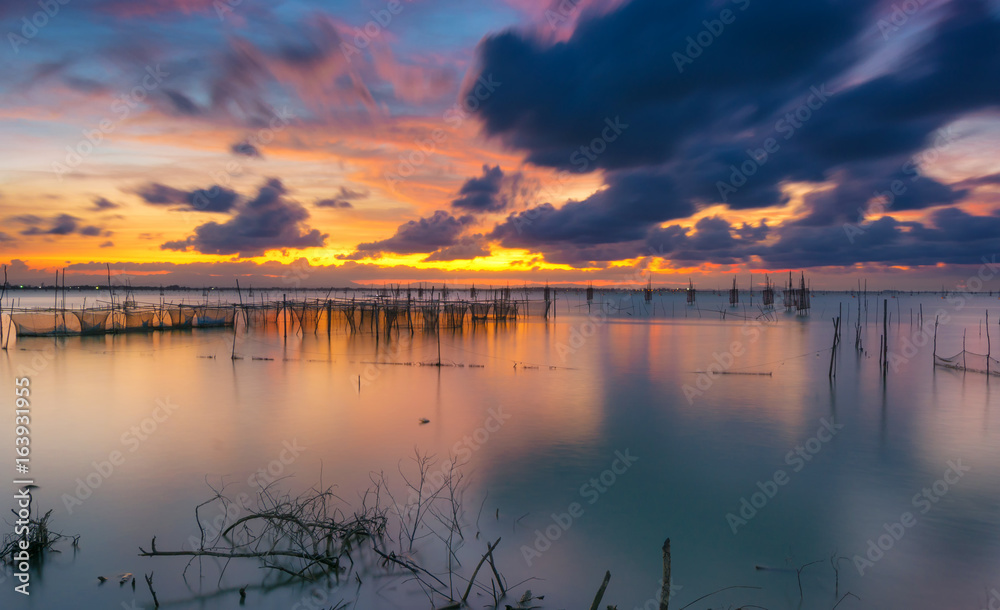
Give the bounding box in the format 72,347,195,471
882,299,888,378
661,538,671,610
0,264,6,350
933,315,939,365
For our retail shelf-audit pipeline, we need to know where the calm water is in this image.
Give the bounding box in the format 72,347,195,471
1,290,999,609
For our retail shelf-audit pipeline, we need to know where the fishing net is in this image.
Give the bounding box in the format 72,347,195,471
244,305,280,327
10,312,69,336
73,310,110,333
172,306,196,328
469,303,492,320
197,306,235,327
934,351,1000,376
124,310,156,331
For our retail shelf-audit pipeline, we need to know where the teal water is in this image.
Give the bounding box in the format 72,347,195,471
0,291,998,609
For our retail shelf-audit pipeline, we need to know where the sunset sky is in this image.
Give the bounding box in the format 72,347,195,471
1,0,998,289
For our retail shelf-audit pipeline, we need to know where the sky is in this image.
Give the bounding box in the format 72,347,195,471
1,0,999,289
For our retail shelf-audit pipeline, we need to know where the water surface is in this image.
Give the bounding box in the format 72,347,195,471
1,290,998,609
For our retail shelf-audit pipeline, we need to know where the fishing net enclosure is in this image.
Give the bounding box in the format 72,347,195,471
73,310,110,334
172,306,196,328
934,350,1000,376
124,310,156,331
197,306,235,327
10,312,70,336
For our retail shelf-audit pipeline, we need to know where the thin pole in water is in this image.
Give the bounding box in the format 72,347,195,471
0,265,6,349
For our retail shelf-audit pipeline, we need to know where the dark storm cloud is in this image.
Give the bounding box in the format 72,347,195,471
467,0,867,172
161,178,327,257
451,165,519,213
135,183,239,213
345,211,474,258
468,0,1000,260
489,170,692,248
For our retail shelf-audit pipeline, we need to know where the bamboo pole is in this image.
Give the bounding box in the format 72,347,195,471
589,570,611,610
933,315,939,364
660,539,671,610
0,265,4,349
882,299,888,377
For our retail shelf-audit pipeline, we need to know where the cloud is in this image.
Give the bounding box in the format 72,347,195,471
161,89,201,116
8,215,43,225
91,197,120,211
423,235,491,261
100,241,115,248
489,170,693,250
160,178,327,257
466,0,1000,261
451,165,524,213
231,141,262,157
135,183,240,213
315,199,353,208
315,186,368,209
15,214,103,237
96,0,220,18
345,211,474,258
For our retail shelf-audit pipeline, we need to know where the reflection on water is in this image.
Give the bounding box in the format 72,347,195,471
1,292,999,609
